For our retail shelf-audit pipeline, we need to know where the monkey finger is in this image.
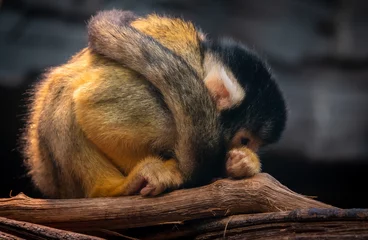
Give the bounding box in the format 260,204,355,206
227,150,247,164
226,151,247,170
149,184,165,196
125,175,147,195
140,183,156,196
227,156,256,178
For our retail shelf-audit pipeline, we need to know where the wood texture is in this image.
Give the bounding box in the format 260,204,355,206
0,230,24,240
197,220,368,240
130,208,368,239
0,216,103,240
0,173,332,232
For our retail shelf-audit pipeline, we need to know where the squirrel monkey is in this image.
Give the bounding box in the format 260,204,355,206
23,10,286,199
88,11,287,180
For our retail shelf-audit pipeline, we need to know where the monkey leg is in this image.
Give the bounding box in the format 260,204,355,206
226,147,261,178
84,156,136,198
87,156,183,197
73,73,181,197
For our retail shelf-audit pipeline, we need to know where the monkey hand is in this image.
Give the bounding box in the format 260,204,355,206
226,147,261,179
127,157,184,196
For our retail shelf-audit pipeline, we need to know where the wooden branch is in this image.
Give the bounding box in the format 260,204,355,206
196,209,368,240
0,216,103,240
0,173,333,232
132,208,368,239
0,231,24,240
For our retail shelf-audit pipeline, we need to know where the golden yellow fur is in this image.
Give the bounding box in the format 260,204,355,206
25,47,181,198
131,14,205,76
24,13,261,198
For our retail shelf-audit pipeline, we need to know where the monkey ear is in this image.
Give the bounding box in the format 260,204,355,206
204,67,245,110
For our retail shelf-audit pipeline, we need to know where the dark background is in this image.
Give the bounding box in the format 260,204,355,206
0,0,367,208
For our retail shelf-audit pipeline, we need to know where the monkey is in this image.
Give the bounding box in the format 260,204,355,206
23,10,287,199
23,13,225,198
87,10,287,180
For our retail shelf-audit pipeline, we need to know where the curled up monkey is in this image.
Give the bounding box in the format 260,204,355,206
22,10,287,198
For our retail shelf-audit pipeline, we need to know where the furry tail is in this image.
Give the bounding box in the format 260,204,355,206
87,10,225,184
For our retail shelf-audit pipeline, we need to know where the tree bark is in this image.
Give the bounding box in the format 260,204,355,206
0,173,333,232
0,216,103,240
132,208,368,239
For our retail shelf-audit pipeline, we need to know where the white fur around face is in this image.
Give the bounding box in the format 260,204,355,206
219,67,245,108
204,63,245,110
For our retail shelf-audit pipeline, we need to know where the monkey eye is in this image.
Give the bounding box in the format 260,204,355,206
240,137,250,146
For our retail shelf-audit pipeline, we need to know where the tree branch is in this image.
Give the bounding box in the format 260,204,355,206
132,208,368,239
0,173,333,232
0,216,103,240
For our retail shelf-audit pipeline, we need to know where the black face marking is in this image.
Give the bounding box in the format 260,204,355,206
207,40,287,145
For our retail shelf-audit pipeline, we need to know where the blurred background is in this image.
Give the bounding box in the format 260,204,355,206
0,0,367,208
